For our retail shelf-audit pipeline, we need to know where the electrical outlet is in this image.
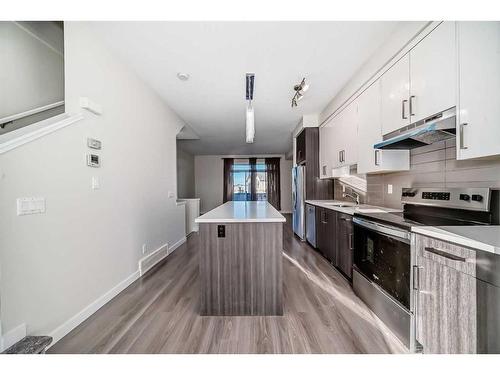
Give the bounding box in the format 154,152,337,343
142,244,146,254
387,184,393,194
168,191,175,198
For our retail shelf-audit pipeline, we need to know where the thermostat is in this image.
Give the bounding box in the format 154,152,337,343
87,138,102,150
87,154,100,167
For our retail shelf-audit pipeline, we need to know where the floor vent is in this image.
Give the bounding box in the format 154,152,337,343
138,243,169,277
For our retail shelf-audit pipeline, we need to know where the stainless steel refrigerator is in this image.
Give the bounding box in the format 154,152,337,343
292,165,306,240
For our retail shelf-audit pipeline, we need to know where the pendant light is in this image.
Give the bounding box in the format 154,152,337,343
246,103,255,143
246,73,255,143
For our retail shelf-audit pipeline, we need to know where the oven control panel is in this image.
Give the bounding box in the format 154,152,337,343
401,187,491,211
421,192,450,200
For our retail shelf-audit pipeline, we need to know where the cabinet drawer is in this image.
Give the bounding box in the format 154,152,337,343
415,234,476,277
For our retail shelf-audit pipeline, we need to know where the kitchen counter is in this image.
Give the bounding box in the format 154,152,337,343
195,201,286,223
305,200,402,215
412,225,500,255
197,200,284,316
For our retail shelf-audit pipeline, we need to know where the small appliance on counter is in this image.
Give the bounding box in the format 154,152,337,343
352,187,500,352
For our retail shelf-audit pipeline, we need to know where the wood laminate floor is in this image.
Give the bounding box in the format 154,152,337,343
49,215,406,354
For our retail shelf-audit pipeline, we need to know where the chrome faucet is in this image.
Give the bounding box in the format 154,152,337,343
342,191,360,205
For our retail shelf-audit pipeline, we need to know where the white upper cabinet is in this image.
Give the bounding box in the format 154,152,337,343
381,22,457,136
357,80,410,174
457,21,500,160
333,101,358,169
319,102,358,178
319,117,334,178
409,22,457,123
380,53,410,135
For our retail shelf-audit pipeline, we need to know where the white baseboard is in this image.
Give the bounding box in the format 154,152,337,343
0,323,26,352
48,270,140,348
139,242,169,277
280,210,292,214
168,236,186,255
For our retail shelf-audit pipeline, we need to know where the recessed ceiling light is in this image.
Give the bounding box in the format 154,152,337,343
177,72,190,81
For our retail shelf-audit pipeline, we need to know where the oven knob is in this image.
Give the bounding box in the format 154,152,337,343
459,194,470,201
471,194,483,202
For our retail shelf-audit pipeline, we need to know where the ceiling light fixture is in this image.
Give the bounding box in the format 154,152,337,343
245,73,255,143
291,78,309,107
177,72,190,81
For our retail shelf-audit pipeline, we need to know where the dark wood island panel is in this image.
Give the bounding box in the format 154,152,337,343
199,222,283,316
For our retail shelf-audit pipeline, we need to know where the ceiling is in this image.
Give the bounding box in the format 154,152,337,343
92,22,402,155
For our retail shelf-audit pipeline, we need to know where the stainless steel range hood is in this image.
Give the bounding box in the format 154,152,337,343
374,107,456,150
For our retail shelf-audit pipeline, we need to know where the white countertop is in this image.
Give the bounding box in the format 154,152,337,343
412,226,500,255
305,200,402,215
195,201,286,223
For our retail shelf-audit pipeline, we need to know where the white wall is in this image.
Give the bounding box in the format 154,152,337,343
176,146,195,198
0,22,186,340
0,21,65,134
194,155,292,213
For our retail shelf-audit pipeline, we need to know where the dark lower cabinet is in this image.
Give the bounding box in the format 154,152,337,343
315,207,337,264
336,213,354,279
315,207,353,280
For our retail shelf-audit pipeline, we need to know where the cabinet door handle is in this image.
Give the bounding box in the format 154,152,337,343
322,165,327,176
412,265,420,290
402,99,408,120
460,123,468,150
409,95,416,116
349,233,353,250
374,150,381,166
342,150,346,163
424,247,466,262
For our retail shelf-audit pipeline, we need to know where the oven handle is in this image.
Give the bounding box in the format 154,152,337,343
353,217,411,242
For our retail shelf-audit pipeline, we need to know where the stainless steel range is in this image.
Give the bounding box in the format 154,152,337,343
352,187,500,352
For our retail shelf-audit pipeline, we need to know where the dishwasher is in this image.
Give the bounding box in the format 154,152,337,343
305,204,316,248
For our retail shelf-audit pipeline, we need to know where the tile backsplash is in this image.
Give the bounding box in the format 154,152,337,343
334,139,500,209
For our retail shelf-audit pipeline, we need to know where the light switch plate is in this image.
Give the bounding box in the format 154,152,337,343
17,197,45,216
92,176,100,190
87,138,102,150
387,184,393,194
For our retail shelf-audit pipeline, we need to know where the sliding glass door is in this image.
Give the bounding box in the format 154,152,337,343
232,159,267,201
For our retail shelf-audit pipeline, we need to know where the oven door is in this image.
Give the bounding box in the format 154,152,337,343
353,217,411,310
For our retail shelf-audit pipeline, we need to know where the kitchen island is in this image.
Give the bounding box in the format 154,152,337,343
195,201,285,316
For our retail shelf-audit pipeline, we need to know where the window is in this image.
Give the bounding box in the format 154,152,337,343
232,159,267,202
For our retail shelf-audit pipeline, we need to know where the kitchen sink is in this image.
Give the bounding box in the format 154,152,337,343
324,202,356,208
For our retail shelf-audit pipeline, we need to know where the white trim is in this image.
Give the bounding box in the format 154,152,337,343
47,270,140,348
138,242,169,277
169,236,187,255
0,101,65,125
0,112,84,155
0,323,26,352
280,210,292,214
